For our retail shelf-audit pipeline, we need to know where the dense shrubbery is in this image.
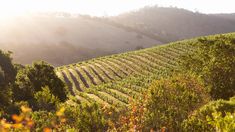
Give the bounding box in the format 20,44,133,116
0,51,16,111
11,61,68,111
179,35,235,99
114,74,210,131
13,61,67,102
143,74,210,131
0,49,68,118
182,96,235,131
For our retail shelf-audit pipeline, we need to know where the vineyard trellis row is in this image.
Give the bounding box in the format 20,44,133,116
56,41,195,108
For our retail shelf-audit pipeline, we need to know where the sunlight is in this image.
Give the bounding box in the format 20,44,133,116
0,0,157,18
0,0,234,19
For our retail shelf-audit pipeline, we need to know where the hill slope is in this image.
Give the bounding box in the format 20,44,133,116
110,6,235,42
56,32,235,108
55,36,195,108
1,7,235,66
0,15,161,66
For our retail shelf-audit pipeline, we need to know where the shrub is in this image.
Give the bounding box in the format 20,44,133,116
207,112,235,132
63,102,110,131
179,35,235,99
114,74,210,131
182,96,235,131
143,74,210,131
31,111,55,131
0,50,16,110
13,61,68,103
33,86,60,111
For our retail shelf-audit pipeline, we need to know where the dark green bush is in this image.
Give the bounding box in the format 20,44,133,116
13,61,68,103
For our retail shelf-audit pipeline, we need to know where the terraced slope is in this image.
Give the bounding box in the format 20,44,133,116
56,40,195,108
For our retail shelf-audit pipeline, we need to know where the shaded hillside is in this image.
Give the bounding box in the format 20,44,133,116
0,15,161,66
110,6,235,42
214,13,235,21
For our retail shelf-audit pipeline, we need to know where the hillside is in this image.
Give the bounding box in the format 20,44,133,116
110,6,235,42
56,32,235,108
215,13,235,20
55,36,195,108
0,15,161,66
0,32,234,131
1,7,235,66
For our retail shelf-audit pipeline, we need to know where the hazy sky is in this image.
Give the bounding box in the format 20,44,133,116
0,0,234,17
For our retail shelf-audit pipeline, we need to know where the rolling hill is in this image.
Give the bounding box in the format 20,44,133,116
110,6,235,42
56,32,235,109
215,13,235,21
0,15,161,66
55,35,196,108
1,7,235,66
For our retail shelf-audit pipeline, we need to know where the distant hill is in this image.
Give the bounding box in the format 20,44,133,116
0,15,160,66
110,6,235,42
1,6,235,66
214,13,235,21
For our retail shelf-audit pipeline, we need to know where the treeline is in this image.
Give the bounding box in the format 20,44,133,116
0,34,234,131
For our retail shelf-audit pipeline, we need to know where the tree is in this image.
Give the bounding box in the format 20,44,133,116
0,50,16,110
13,61,68,105
0,50,16,85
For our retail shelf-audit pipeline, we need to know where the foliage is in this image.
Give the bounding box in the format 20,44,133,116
113,96,147,131
32,107,69,132
207,112,235,132
33,86,60,111
0,50,16,85
179,35,235,99
110,74,210,131
0,33,234,131
13,61,68,106
0,106,33,132
0,50,16,111
62,102,112,132
143,74,209,131
182,97,235,131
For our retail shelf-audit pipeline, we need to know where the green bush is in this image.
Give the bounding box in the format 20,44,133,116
33,86,60,111
0,50,16,110
13,61,68,103
207,112,235,132
179,35,235,100
143,74,210,131
63,102,110,132
182,97,235,131
31,111,55,131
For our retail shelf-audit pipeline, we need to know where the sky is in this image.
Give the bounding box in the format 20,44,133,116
0,0,234,18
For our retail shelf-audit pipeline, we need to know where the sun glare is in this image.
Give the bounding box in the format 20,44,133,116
0,0,154,19
0,0,234,19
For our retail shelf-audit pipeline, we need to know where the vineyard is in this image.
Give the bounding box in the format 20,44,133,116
55,40,195,108
1,33,234,131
